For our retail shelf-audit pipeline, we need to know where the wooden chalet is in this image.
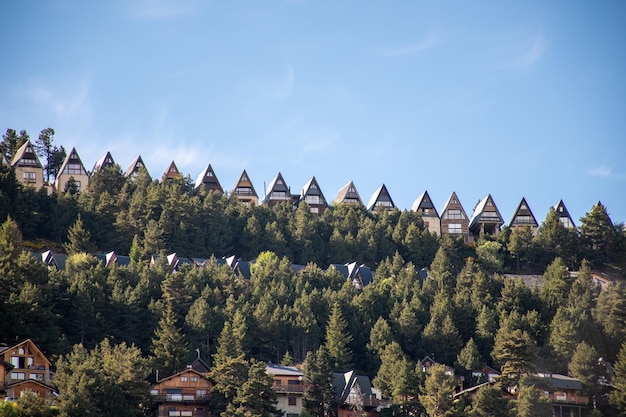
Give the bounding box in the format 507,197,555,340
299,176,328,214
440,192,471,243
150,360,213,417
333,370,387,417
11,140,45,190
469,194,504,238
334,181,363,206
554,199,576,230
54,147,90,193
164,161,182,180
535,373,588,417
266,364,304,416
366,184,395,212
509,197,539,233
232,169,258,206
262,172,293,208
92,151,115,173
125,155,150,179
194,164,223,194
0,340,56,401
411,190,441,236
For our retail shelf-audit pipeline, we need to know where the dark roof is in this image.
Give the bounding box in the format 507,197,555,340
195,164,224,193
11,140,43,169
536,373,583,391
411,190,440,218
554,199,576,229
164,161,181,179
262,172,292,204
330,264,349,278
367,184,395,211
333,371,375,404
125,155,150,178
190,357,211,374
92,151,115,173
232,169,258,199
469,194,504,231
509,197,539,228
299,176,328,207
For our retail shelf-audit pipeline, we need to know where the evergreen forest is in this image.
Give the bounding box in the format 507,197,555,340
1,128,626,416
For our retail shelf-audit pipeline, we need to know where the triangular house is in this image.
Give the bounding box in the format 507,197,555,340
469,194,504,237
163,161,182,180
232,170,258,206
440,192,471,243
125,155,150,179
366,184,395,211
55,147,90,193
509,197,539,233
334,181,363,206
332,370,384,414
92,151,115,173
412,190,441,236
554,199,576,229
299,176,328,214
11,140,45,190
194,164,223,194
262,172,293,208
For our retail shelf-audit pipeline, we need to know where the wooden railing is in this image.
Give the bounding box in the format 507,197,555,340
548,393,589,405
272,384,305,394
151,394,210,403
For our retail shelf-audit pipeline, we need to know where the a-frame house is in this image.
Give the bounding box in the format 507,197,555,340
299,176,328,214
469,194,504,238
55,147,90,193
195,164,223,194
92,151,115,173
163,161,182,180
366,184,395,212
440,191,471,243
11,140,45,190
412,190,441,236
554,199,576,229
232,169,258,206
125,155,150,179
262,172,293,208
509,197,539,233
334,181,363,206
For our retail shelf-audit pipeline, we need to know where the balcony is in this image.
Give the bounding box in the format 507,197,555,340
151,394,210,403
156,411,207,417
548,393,589,405
272,384,305,394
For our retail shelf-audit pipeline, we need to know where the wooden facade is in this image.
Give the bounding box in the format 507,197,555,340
366,184,395,212
262,172,293,208
232,169,259,206
194,164,223,194
440,192,471,243
554,199,576,229
164,161,182,180
509,197,539,233
0,340,55,401
150,368,213,417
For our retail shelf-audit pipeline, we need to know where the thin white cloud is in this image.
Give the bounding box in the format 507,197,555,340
380,32,440,57
587,164,626,180
507,33,547,68
125,0,202,20
24,76,91,119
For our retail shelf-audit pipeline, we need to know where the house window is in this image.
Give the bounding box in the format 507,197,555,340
274,379,282,385
305,195,321,204
181,376,188,382
23,172,36,183
151,390,159,395
448,224,462,234
288,397,297,406
559,217,574,228
311,207,319,214
67,163,83,175
445,209,463,219
191,376,198,382
196,389,206,396
11,372,26,380
422,208,430,215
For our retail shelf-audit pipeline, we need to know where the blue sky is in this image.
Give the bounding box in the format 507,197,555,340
2,1,625,225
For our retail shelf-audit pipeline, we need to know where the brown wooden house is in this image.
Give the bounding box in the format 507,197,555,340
125,155,150,179
509,197,539,233
262,172,293,208
0,340,56,401
150,363,213,417
469,194,504,238
440,192,471,243
194,164,223,194
163,161,182,181
366,184,395,212
232,169,259,206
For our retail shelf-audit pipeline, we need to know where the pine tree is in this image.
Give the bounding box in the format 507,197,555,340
303,346,338,417
419,363,457,417
325,303,353,372
491,328,537,386
469,384,510,417
63,215,95,255
609,342,626,413
457,338,483,372
151,302,188,377
579,201,617,265
512,376,553,417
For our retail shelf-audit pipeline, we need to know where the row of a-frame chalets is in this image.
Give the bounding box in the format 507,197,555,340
6,142,580,243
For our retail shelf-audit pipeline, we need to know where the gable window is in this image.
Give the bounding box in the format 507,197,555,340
448,223,462,234
11,372,26,380
181,376,188,382
445,209,463,219
67,163,83,175
191,376,198,382
23,172,36,183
